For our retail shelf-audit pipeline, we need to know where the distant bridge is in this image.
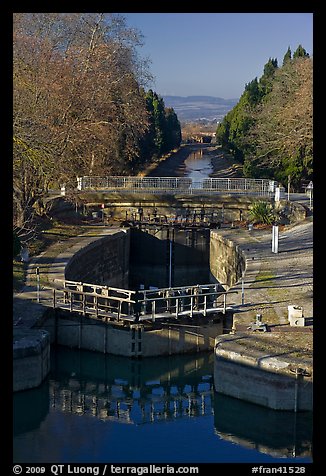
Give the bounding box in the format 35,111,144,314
76,176,283,198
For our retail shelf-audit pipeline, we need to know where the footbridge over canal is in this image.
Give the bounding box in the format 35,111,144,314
73,176,285,223
77,176,283,197
51,280,236,324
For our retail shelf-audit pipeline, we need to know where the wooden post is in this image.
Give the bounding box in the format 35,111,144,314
175,298,179,318
53,288,56,308
118,301,122,321
204,295,207,317
223,293,227,314
70,292,73,312
36,267,40,303
190,296,194,317
82,293,86,316
95,295,98,319
152,300,156,322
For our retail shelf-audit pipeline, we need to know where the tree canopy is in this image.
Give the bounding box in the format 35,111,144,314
13,13,181,230
215,45,313,190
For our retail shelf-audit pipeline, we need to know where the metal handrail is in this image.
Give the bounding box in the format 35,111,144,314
51,279,236,322
77,176,282,196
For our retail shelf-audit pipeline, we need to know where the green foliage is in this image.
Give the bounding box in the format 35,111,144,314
140,89,181,162
164,108,182,151
216,45,312,191
245,78,262,105
283,46,292,65
249,201,275,225
293,44,309,58
274,146,313,190
215,87,256,163
259,57,278,95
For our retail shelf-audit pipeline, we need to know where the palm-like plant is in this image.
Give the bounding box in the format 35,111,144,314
249,200,275,225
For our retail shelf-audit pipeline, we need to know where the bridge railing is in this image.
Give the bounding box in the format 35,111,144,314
52,280,235,322
77,176,282,197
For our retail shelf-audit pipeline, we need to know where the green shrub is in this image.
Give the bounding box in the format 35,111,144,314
249,201,275,225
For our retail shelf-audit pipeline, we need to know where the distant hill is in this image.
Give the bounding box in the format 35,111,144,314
163,95,238,122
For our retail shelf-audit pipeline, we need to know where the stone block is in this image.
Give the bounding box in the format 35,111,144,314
289,316,309,327
288,305,303,320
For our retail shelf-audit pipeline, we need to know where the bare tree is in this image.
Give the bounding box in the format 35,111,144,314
13,13,153,228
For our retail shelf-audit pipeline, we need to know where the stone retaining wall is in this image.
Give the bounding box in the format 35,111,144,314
13,329,51,392
44,312,223,357
214,354,312,411
65,229,130,288
209,231,246,289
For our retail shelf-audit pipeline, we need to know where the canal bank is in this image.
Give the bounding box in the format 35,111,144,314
213,217,313,411
13,224,232,364
13,142,313,411
13,211,313,409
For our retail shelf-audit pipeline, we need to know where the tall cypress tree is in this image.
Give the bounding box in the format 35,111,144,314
245,77,261,105
152,92,167,156
259,57,278,95
164,108,182,151
293,44,309,58
283,46,292,65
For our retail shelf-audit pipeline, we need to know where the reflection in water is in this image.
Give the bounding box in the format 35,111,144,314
184,149,213,182
213,391,312,459
13,347,312,463
48,349,214,425
13,379,50,437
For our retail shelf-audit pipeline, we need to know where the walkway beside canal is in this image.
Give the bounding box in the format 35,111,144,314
215,214,313,381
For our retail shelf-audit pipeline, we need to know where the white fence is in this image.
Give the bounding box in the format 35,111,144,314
77,176,282,197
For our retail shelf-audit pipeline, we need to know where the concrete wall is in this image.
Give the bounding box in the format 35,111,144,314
82,195,263,222
209,231,246,289
13,329,51,392
214,356,312,411
65,230,130,288
44,311,223,357
141,322,223,356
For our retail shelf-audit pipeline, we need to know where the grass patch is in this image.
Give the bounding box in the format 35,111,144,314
252,270,276,287
13,218,91,290
28,220,89,258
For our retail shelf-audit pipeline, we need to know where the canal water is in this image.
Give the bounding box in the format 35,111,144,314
13,347,312,463
129,146,214,290
183,148,213,182
13,145,312,464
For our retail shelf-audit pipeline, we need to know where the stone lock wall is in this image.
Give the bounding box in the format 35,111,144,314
209,231,246,289
13,329,51,392
65,230,130,288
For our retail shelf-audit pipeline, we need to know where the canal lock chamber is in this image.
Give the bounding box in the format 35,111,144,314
128,226,212,290
128,224,232,330
43,224,237,357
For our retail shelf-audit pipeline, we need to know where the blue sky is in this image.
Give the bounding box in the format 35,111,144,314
121,13,313,99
